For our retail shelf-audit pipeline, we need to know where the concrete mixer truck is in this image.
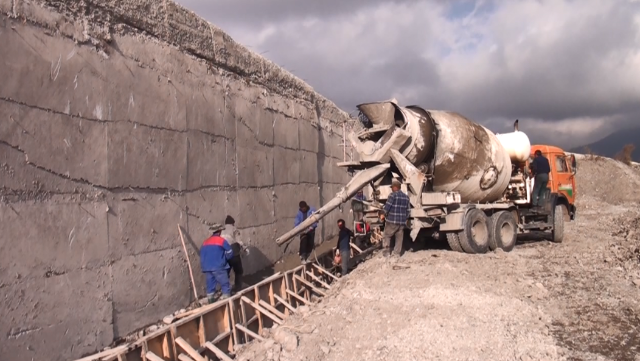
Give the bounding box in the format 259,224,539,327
276,99,578,254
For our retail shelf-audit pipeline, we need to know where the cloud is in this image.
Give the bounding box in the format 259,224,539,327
175,0,640,148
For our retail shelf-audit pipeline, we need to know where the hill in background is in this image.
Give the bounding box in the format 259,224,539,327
570,127,640,162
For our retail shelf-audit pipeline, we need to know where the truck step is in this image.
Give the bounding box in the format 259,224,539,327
522,222,552,230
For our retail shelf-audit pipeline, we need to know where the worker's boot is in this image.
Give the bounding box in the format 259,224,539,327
207,293,216,304
219,294,230,301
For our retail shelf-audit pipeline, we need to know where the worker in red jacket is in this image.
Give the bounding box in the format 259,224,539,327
200,224,234,303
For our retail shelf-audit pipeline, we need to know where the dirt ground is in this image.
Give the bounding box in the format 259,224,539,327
236,157,640,361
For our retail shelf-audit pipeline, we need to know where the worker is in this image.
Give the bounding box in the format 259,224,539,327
382,179,411,257
336,219,354,276
529,149,551,209
294,201,318,264
200,224,234,303
354,220,370,249
351,190,366,225
221,215,248,292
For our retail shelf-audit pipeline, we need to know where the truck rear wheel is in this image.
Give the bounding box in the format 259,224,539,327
489,211,517,252
458,209,490,254
446,232,464,253
552,204,565,243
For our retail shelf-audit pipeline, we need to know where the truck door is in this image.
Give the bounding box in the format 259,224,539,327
553,154,575,203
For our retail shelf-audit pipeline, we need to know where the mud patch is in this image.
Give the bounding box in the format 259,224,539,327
553,307,640,361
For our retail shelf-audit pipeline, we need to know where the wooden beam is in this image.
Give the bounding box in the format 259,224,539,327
204,342,234,361
227,300,239,351
174,337,206,361
235,324,264,341
306,271,331,289
294,275,327,297
312,263,338,280
258,299,287,320
177,225,199,301
350,242,363,253
273,294,296,313
177,355,195,361
286,289,309,305
240,296,283,325
73,346,128,361
144,352,166,361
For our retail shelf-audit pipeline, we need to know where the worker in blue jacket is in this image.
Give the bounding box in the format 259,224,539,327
200,224,234,303
295,201,318,264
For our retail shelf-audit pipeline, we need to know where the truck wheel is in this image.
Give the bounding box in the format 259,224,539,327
552,204,565,243
458,209,490,254
446,232,464,253
489,211,517,252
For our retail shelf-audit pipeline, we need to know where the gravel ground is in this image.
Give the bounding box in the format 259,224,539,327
236,157,640,361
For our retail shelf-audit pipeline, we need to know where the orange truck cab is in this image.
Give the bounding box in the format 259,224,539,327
529,145,578,221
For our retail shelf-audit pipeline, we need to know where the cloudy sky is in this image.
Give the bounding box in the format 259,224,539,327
176,0,640,148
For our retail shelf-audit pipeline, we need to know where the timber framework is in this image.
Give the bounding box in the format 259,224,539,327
76,243,378,361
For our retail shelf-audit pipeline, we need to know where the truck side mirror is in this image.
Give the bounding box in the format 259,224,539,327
570,154,577,174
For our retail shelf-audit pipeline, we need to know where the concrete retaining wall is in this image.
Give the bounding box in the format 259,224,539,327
0,1,351,359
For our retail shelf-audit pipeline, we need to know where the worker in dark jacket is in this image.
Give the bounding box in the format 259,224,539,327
336,219,354,276
382,179,411,257
529,150,551,208
294,201,318,264
200,225,234,303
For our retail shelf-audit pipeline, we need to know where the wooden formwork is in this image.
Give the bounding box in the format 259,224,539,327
76,244,377,361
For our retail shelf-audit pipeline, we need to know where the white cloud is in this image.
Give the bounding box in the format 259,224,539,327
176,0,640,148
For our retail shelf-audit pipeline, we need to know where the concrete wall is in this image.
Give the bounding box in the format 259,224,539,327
0,1,351,359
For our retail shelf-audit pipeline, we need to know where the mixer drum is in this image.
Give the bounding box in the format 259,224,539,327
414,110,512,203
356,101,513,203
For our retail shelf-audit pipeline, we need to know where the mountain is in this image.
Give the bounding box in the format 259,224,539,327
570,127,640,162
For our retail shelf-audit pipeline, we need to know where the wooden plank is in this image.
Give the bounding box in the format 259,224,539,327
73,346,129,361
274,294,296,313
227,300,239,351
204,342,233,361
312,263,338,280
198,315,206,347
306,271,331,289
286,289,309,305
174,337,206,361
211,330,232,344
144,352,165,361
258,299,287,320
235,324,264,341
177,225,199,301
240,296,283,325
294,275,327,297
177,355,194,361
253,285,264,333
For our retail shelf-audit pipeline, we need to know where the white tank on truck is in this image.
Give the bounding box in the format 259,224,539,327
276,99,576,256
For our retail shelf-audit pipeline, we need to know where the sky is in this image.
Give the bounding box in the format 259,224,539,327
175,0,640,149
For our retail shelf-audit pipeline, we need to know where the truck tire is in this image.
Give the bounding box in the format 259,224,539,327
552,204,565,243
488,211,517,252
446,232,464,253
458,209,490,254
